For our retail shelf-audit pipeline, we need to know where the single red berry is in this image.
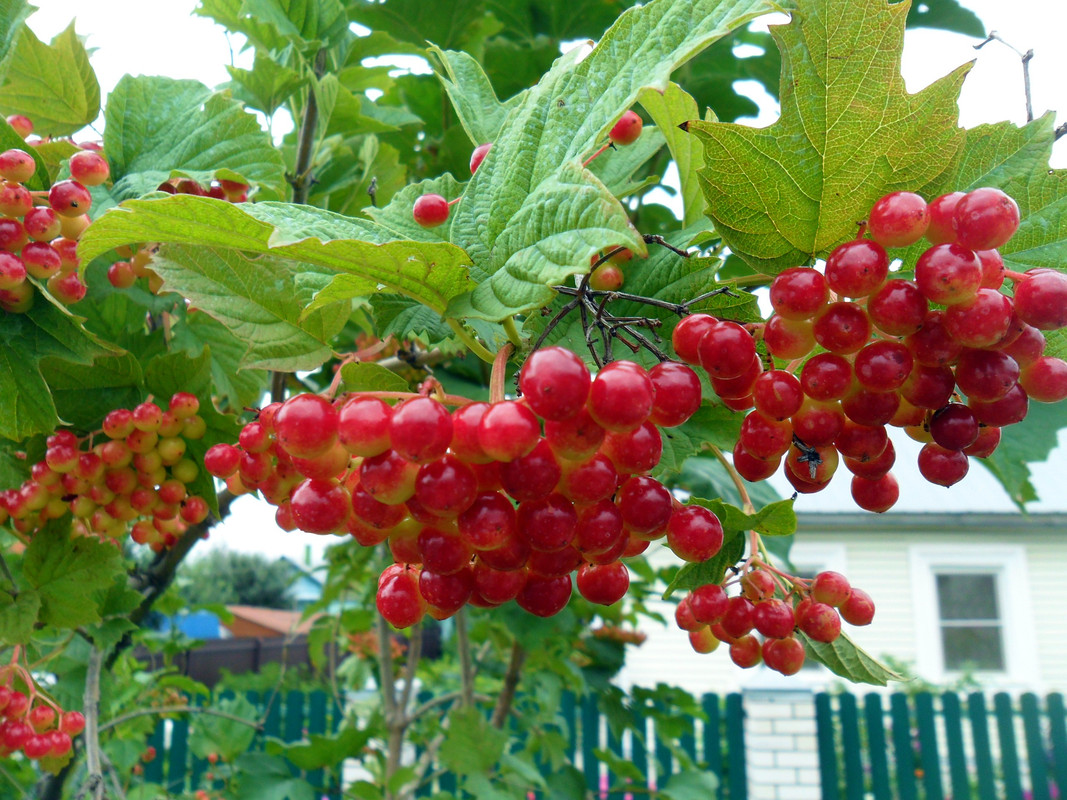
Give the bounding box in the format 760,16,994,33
413,193,450,228
470,143,492,174
608,111,643,145
868,191,929,247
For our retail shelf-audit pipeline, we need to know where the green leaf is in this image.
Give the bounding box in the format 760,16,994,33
428,46,522,146
170,312,269,412
957,114,1067,274
447,0,786,321
0,299,116,441
233,752,315,800
586,125,668,200
0,0,32,79
639,83,709,226
593,748,645,782
340,362,410,394
79,196,474,369
661,769,720,800
799,630,905,686
691,497,797,538
371,294,460,351
40,352,144,433
691,0,969,274
655,404,746,478
0,590,41,645
906,0,984,37
439,705,507,775
347,0,497,53
104,76,287,201
23,524,125,628
191,696,259,764
240,0,348,49
26,138,79,187
225,52,308,116
0,22,100,136
662,534,745,599
978,402,1067,510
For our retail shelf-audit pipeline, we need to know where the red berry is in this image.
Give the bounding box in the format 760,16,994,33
519,346,591,421
608,111,643,145
648,362,702,427
576,562,629,605
48,179,92,217
665,505,723,563
413,194,450,228
840,588,875,626
478,401,540,461
1013,270,1067,331
672,314,718,363
69,150,110,186
469,143,491,174
811,571,851,607
918,443,969,487
868,191,929,247
587,361,654,432
0,148,34,182
275,394,339,458
954,187,1020,251
391,397,453,464
770,268,828,320
915,243,982,305
825,239,888,298
698,321,757,379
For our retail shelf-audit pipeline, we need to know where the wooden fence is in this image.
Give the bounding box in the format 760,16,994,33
815,691,1067,800
136,689,747,798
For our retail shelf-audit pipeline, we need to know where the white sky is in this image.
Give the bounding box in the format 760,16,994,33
24,0,1067,561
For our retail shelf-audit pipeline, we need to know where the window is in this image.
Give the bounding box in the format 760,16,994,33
935,572,1005,671
910,545,1038,685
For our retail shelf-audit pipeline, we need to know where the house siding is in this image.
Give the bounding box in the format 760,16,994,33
616,513,1067,694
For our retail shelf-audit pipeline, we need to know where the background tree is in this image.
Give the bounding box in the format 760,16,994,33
176,550,297,610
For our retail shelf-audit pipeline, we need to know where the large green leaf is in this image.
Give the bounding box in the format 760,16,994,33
241,0,349,49
347,0,498,53
979,402,1067,510
905,0,984,36
691,0,969,274
0,22,99,136
439,706,508,776
225,52,308,117
0,299,116,441
23,524,126,629
428,45,523,146
0,590,40,646
103,76,287,201
170,313,269,412
446,0,788,321
78,195,474,369
0,0,32,79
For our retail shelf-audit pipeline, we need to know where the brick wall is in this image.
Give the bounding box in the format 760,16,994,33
743,689,820,800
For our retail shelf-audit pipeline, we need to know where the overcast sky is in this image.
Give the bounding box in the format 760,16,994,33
24,1,1067,561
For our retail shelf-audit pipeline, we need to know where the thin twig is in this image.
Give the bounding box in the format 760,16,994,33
83,648,104,800
455,608,474,707
642,233,692,258
398,622,422,720
490,642,525,729
1054,122,1066,141
974,31,1034,122
0,551,17,595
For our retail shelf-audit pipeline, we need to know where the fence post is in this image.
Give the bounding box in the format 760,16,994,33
940,693,972,800
993,692,1024,800
839,692,864,800
889,692,918,800
1047,693,1067,797
725,693,746,800
701,694,724,800
1021,693,1051,800
814,693,839,800
581,695,600,796
862,693,892,800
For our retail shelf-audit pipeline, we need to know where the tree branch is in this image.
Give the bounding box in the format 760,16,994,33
82,647,104,800
490,642,525,729
974,31,1035,122
454,607,474,707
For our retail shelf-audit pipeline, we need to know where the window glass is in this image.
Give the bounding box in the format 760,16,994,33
936,572,1005,671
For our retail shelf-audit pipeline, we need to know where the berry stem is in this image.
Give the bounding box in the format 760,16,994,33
582,142,611,167
1004,269,1028,283
446,197,462,208
445,319,495,364
709,444,755,515
489,343,513,404
502,316,524,349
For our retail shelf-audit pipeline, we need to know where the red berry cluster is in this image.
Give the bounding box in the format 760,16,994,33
155,176,249,203
674,187,1067,512
205,347,723,628
675,568,874,675
0,394,211,550
0,146,110,313
0,662,84,766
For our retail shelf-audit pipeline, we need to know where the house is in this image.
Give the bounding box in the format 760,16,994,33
222,605,320,638
618,511,1067,694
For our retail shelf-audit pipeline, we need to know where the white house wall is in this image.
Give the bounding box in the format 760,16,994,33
615,512,1067,694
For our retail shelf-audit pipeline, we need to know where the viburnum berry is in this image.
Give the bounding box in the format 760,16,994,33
469,142,491,174
868,191,929,247
413,194,450,227
954,187,1020,251
608,110,643,145
48,179,92,217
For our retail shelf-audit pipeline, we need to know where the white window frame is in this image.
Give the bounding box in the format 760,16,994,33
908,544,1039,687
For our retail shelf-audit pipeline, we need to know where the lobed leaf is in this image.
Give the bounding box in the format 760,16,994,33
639,83,709,226
103,75,287,201
691,0,969,273
0,22,100,136
0,299,116,441
447,0,789,320
23,524,126,629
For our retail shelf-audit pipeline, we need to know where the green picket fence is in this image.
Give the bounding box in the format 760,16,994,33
140,688,344,796
414,691,748,799
137,689,747,798
815,691,1067,800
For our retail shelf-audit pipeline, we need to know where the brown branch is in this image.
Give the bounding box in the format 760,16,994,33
82,648,104,800
454,607,475,707
490,642,525,729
